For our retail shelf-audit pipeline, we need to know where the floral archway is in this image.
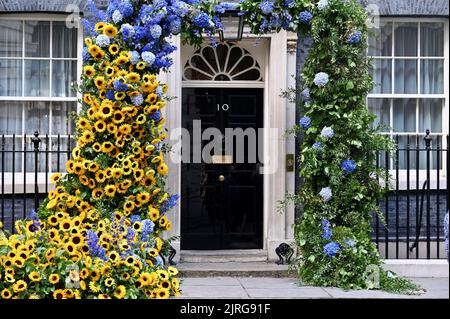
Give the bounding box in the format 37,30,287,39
0,0,417,299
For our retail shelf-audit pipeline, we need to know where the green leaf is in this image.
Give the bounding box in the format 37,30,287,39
346,81,354,90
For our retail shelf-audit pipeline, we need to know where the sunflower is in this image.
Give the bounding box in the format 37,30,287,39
136,114,146,124
113,285,126,299
108,43,120,55
28,271,42,282
92,142,102,153
53,289,65,299
99,103,113,118
49,273,60,285
102,142,114,153
65,243,76,255
89,281,101,293
115,92,126,100
0,288,12,299
136,192,150,204
156,288,170,299
149,207,160,222
159,280,171,290
88,44,101,56
99,89,107,99
73,163,85,175
94,120,107,133
64,289,75,299
94,76,106,90
157,162,169,176
104,185,116,197
92,188,103,199
105,278,115,287
146,93,158,104
95,22,105,31
93,50,106,61
126,72,140,83
90,269,101,282
83,65,95,78
104,24,118,37
171,278,180,289
134,169,144,181
70,234,83,246
59,219,72,232
136,61,146,70
108,251,120,263
105,66,115,77
79,175,89,186
114,55,129,65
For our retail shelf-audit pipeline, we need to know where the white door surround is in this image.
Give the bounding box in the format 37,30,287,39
162,32,293,262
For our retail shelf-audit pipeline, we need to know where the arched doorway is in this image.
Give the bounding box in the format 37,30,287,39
180,41,266,250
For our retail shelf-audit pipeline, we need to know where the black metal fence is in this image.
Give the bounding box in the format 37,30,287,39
0,131,448,259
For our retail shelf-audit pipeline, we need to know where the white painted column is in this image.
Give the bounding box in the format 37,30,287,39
162,35,182,262
265,31,288,260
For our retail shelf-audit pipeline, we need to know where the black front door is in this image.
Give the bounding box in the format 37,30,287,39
181,88,263,250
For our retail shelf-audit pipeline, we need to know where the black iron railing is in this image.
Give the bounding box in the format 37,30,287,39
0,131,448,259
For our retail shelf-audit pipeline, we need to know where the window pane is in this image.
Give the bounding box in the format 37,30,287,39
420,23,444,57
368,22,392,56
52,102,77,135
0,20,23,57
0,59,22,96
0,137,22,172
419,99,442,133
0,101,22,134
24,101,49,134
370,58,391,93
368,98,390,131
25,21,50,57
24,60,50,96
52,21,77,58
394,22,418,56
420,59,444,94
52,60,77,97
394,59,417,94
393,99,416,133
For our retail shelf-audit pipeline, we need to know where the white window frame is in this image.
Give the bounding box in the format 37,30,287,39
367,17,449,189
0,14,83,193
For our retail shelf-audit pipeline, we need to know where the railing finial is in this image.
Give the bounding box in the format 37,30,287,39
424,129,432,149
31,131,41,151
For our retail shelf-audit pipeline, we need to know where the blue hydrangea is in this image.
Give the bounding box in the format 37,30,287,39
130,215,142,223
106,90,116,101
149,110,162,122
117,0,134,18
86,230,107,261
142,51,156,65
341,159,357,173
154,255,164,266
299,11,313,24
345,239,356,247
317,0,329,10
149,24,162,39
299,116,311,130
284,0,295,8
112,9,123,24
130,50,140,65
321,219,332,240
120,23,135,40
319,187,332,202
312,142,322,150
169,18,182,34
301,88,310,102
347,31,362,44
131,94,144,105
82,47,90,62
313,72,329,87
321,126,334,139
160,194,180,214
153,0,167,10
95,34,110,47
172,0,190,16
259,0,274,15
155,86,163,96
323,242,341,258
193,12,211,28
444,212,448,261
113,80,129,92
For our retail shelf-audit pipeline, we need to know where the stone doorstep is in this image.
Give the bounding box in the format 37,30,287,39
176,260,449,278
180,250,269,263
177,262,296,278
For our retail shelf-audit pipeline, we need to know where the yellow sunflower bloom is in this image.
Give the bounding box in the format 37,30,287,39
83,65,95,78
103,24,118,38
108,43,120,55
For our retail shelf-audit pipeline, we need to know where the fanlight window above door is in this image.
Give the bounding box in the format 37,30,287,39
183,42,263,82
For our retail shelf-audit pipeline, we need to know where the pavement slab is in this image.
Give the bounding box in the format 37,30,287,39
177,276,449,299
